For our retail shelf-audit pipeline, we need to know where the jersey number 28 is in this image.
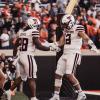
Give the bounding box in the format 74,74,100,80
19,38,28,51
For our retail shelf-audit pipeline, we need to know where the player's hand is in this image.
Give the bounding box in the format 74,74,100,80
91,47,99,54
49,42,61,52
50,46,61,52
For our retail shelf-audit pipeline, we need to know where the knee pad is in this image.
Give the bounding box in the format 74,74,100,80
55,79,62,87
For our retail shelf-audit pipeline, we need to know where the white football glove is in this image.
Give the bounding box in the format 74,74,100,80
88,40,99,54
49,42,61,52
91,47,99,54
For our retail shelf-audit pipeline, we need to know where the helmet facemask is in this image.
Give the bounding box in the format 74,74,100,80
61,14,75,30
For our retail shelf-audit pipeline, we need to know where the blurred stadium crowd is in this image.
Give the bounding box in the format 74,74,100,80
0,0,100,49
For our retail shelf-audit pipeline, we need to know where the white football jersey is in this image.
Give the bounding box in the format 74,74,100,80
18,28,39,52
63,24,85,54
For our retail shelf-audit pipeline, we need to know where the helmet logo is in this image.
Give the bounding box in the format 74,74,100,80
33,19,38,24
67,16,71,20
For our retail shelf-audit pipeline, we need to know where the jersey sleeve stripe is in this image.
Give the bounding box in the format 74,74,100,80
77,26,84,28
32,31,39,34
76,27,84,29
32,30,40,37
76,25,85,32
32,34,39,37
32,32,39,35
76,28,84,31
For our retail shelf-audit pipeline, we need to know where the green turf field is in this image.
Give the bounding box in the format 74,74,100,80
11,92,28,100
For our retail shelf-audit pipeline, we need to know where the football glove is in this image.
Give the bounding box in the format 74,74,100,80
49,42,61,52
88,40,99,53
91,46,99,54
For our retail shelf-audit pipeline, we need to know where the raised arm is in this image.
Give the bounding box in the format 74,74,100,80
78,32,99,53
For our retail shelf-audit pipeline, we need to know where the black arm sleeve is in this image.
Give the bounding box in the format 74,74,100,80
13,38,20,57
56,27,63,41
33,37,50,51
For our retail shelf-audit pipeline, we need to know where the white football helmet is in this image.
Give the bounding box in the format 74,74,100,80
61,14,75,30
27,17,41,29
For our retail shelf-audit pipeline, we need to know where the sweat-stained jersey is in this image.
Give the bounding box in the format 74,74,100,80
17,28,39,52
63,24,85,54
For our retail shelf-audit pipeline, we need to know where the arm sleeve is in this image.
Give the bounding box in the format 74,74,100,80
13,38,20,57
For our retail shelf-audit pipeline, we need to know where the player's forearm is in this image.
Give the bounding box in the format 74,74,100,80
13,38,20,57
33,37,50,51
13,46,18,57
87,39,99,53
36,44,50,51
88,39,96,49
79,32,99,53
57,35,65,47
84,34,97,49
83,36,97,50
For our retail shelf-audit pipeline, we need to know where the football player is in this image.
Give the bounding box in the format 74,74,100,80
50,14,99,100
6,17,59,100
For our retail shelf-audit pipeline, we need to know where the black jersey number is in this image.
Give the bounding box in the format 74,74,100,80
65,34,71,44
19,38,28,51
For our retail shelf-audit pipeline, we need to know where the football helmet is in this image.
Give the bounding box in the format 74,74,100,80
61,14,75,30
27,17,41,29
